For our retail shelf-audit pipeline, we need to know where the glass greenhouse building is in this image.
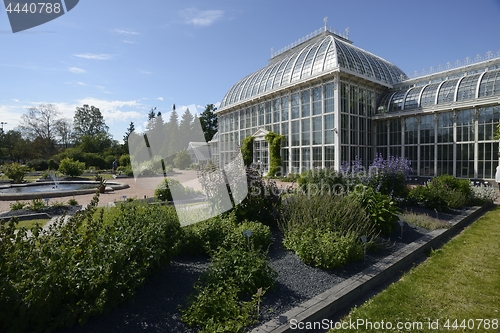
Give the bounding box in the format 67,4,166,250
213,27,500,180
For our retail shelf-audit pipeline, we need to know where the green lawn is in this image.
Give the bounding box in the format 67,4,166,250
15,218,50,230
333,205,500,333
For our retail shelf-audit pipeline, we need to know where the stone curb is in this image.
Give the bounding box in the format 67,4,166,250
0,212,51,222
252,204,492,333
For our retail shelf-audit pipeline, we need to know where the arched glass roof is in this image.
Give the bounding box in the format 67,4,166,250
376,68,500,113
220,32,408,109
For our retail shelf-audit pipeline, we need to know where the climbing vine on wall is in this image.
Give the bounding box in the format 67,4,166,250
240,136,254,166
265,132,285,177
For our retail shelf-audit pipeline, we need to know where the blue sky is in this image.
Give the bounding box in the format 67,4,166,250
1,0,500,142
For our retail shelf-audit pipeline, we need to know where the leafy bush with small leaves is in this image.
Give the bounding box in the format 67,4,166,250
283,228,364,269
407,175,470,211
181,244,275,332
0,191,181,333
224,220,272,251
349,186,400,235
2,162,31,183
178,213,237,255
202,245,277,297
58,157,85,177
181,280,258,333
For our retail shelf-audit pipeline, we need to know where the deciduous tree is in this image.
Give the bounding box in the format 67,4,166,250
73,105,109,140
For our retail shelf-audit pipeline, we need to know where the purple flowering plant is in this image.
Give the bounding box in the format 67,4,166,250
341,154,412,197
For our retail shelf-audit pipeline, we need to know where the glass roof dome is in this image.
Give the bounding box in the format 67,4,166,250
220,30,408,109
376,67,500,113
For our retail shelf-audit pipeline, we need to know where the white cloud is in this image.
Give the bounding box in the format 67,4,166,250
123,40,135,44
114,29,140,35
177,104,200,115
74,53,113,60
12,99,19,102
140,70,151,75
179,8,224,27
69,67,86,74
76,98,142,124
157,97,164,101
76,82,86,86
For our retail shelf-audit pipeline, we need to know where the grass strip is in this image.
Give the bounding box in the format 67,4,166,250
15,218,50,230
334,205,500,333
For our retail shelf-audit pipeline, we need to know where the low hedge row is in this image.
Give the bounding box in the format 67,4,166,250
0,193,181,333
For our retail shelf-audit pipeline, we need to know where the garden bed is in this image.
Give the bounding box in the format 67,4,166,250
57,206,471,333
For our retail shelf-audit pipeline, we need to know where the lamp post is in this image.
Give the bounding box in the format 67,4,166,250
0,122,6,133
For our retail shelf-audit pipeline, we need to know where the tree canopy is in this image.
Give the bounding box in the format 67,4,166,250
73,105,109,140
199,104,218,142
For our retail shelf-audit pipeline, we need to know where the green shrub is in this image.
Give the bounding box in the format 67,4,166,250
2,162,31,183
9,201,26,211
154,178,193,201
432,174,472,197
350,186,399,235
231,167,282,225
203,245,276,296
283,228,363,269
173,150,191,170
279,173,300,182
181,242,275,332
58,158,85,177
82,153,106,169
119,154,131,167
298,168,346,195
178,213,237,255
280,193,377,269
47,159,58,170
223,220,272,251
27,198,46,211
0,195,181,333
67,198,78,206
181,281,257,332
407,175,471,211
26,158,48,171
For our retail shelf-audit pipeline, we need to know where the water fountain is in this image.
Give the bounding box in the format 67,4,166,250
49,171,59,189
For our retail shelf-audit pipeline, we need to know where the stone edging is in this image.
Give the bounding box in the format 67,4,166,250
0,212,51,222
0,181,129,201
252,204,492,333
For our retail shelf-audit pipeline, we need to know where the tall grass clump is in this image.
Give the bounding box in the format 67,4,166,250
279,194,378,269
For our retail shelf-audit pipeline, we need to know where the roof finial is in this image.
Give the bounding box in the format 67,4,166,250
345,27,349,39
324,17,328,31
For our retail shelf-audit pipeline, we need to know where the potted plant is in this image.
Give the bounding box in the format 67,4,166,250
98,179,106,193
